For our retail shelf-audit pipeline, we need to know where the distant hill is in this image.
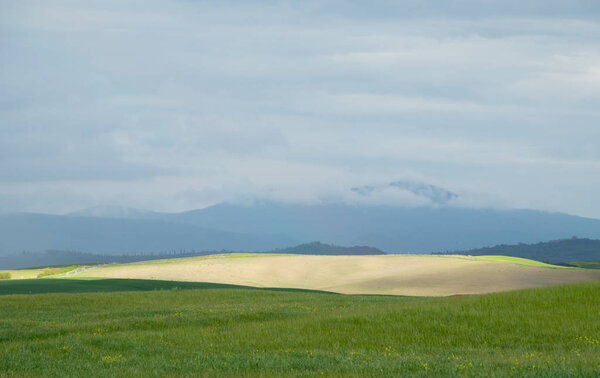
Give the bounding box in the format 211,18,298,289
0,242,384,269
267,241,384,255
444,238,600,263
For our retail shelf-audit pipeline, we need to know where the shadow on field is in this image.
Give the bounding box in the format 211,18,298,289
0,278,336,296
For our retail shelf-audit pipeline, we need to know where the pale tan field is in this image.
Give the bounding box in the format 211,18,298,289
73,254,600,296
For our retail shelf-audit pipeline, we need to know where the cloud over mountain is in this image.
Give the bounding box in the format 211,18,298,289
352,180,458,205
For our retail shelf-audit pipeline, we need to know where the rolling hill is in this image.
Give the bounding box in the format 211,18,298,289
72,254,600,296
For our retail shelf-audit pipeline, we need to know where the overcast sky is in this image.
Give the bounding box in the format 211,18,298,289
1,1,600,217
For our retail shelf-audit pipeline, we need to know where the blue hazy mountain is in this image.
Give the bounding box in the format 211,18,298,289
162,203,600,253
67,205,159,219
2,202,600,256
72,203,600,252
0,212,295,255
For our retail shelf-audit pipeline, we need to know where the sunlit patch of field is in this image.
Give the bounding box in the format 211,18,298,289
74,254,600,296
471,255,567,268
0,265,80,280
0,268,48,280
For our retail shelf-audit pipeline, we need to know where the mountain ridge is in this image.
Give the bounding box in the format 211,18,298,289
3,202,600,257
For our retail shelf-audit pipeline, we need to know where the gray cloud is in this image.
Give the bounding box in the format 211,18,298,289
1,1,599,217
352,180,458,205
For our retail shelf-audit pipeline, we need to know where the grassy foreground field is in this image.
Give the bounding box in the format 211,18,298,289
1,280,599,377
73,254,600,296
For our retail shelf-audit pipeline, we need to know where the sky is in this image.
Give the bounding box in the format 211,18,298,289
1,0,600,217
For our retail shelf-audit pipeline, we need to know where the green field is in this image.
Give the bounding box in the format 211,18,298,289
1,279,599,377
0,278,327,296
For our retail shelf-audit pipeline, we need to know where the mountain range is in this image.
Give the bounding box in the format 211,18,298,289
2,202,600,256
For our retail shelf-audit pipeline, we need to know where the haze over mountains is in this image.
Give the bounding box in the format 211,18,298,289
0,211,293,256
2,202,600,257
0,241,385,269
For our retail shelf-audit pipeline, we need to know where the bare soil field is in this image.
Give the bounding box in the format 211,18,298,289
73,254,600,296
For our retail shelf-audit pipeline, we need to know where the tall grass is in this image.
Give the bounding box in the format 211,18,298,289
0,281,599,376
0,272,10,280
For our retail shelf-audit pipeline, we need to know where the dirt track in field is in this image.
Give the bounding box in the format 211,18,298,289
74,254,600,296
